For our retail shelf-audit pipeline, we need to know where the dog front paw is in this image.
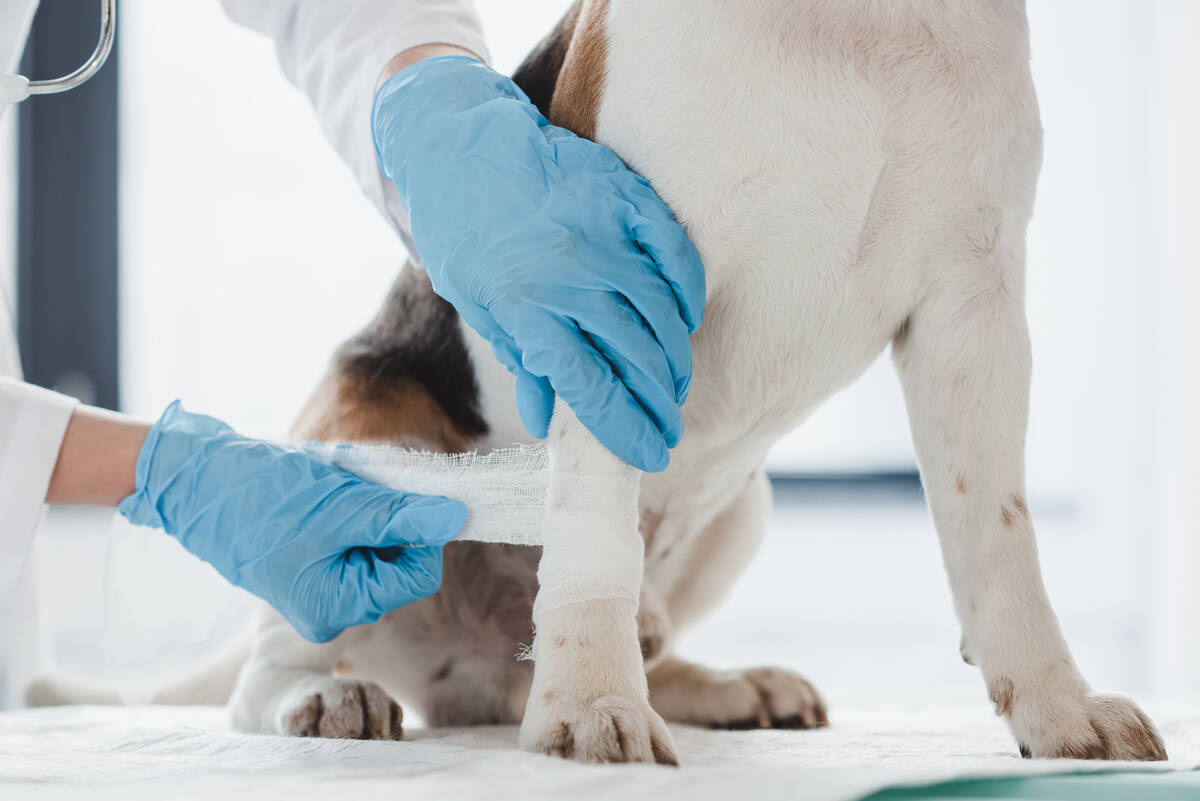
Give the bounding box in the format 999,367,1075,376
521,693,678,765
1000,682,1165,760
277,678,403,741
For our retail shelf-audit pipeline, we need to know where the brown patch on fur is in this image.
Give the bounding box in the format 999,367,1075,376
1012,494,1029,517
554,636,567,648
332,660,353,677
1126,709,1170,760
955,474,967,494
543,690,556,702
1060,735,1109,761
652,738,680,767
549,0,611,140
292,372,471,453
1000,504,1016,528
989,676,1014,717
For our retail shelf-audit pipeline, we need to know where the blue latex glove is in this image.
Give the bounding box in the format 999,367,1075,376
118,402,466,643
372,55,705,473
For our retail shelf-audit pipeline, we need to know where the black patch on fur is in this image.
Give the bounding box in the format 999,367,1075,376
1019,743,1032,759
336,265,488,439
511,1,581,117
432,660,454,682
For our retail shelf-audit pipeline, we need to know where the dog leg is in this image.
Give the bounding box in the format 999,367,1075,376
518,402,678,765
230,609,402,740
891,257,1165,760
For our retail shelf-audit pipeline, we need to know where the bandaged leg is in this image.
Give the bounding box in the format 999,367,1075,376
517,401,676,764
307,401,674,763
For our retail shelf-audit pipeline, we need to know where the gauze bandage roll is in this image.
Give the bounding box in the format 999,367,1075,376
303,440,644,617
304,442,552,547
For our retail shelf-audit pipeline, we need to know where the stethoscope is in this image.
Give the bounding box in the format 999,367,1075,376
0,0,116,104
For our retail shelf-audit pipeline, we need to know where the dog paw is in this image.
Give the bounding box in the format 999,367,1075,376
277,678,403,741
521,695,678,765
1009,691,1166,760
649,661,828,729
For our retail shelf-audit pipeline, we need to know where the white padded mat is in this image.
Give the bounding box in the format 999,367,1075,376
1,702,1197,801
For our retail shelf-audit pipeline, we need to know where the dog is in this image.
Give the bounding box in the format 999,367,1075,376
42,0,1168,764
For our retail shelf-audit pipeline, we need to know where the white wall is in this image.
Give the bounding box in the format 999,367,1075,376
1155,0,1200,697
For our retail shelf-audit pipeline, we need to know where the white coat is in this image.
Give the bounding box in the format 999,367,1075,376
0,0,488,587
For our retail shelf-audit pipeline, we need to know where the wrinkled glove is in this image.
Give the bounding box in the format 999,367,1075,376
372,55,705,472
118,402,466,643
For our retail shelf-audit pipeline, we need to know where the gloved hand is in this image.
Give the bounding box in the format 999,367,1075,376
372,55,705,472
118,402,466,643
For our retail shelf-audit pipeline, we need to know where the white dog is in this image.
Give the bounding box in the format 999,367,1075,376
38,0,1168,765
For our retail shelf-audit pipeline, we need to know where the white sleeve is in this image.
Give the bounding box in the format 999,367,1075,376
0,377,77,591
221,0,490,244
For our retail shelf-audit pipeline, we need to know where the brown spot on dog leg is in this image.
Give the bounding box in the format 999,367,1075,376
1000,504,1016,528
989,676,1014,717
1012,494,1029,517
955,474,967,494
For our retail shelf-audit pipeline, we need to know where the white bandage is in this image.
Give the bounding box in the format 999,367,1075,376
534,469,643,617
304,442,552,546
304,441,644,616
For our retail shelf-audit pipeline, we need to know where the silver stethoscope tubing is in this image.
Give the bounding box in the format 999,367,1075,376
0,0,116,103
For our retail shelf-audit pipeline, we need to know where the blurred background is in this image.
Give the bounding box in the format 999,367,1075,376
3,0,1199,714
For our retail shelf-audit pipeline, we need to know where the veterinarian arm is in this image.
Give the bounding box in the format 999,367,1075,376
11,392,466,642
0,377,78,591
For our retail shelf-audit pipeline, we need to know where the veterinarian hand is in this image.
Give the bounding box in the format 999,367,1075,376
372,55,705,473
117,402,466,643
